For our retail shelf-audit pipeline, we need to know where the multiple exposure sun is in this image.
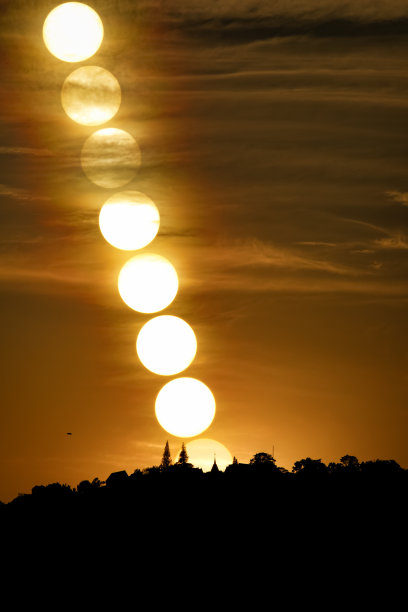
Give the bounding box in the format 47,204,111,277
81,128,141,188
99,192,160,251
155,378,216,438
137,315,197,375
43,3,225,452
62,66,121,126
118,254,178,314
43,2,103,62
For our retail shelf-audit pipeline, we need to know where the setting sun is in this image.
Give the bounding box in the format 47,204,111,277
183,439,233,471
43,2,104,63
99,191,160,251
118,254,178,313
136,315,197,375
61,66,121,126
81,128,141,188
155,377,216,437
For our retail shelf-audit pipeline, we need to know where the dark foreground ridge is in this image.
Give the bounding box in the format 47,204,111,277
2,450,406,527
2,448,407,565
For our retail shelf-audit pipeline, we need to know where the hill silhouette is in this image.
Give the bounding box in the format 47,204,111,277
2,450,406,522
2,447,407,567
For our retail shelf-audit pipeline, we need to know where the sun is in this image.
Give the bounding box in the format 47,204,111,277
181,439,233,471
137,315,197,375
43,2,104,63
61,66,121,126
42,3,218,447
118,254,178,313
81,128,141,189
99,191,160,251
155,377,216,438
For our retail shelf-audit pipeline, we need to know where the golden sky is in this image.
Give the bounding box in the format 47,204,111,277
1,0,408,501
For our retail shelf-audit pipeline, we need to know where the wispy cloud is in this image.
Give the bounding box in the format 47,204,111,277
0,183,50,202
204,237,354,275
386,190,408,206
375,235,408,249
297,241,338,247
0,146,54,157
0,264,89,286
143,0,408,45
340,215,408,250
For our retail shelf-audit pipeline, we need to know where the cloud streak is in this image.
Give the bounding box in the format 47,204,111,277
386,191,408,206
0,146,54,157
0,183,50,202
375,235,408,249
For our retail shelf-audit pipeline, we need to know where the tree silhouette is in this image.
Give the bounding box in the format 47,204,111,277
176,442,189,465
77,480,93,494
360,459,403,477
160,441,172,469
340,455,360,470
250,452,276,465
292,458,327,475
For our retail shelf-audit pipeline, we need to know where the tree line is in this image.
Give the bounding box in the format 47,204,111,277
1,442,406,514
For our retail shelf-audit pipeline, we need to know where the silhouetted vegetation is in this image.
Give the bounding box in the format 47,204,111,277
160,440,172,469
2,447,406,534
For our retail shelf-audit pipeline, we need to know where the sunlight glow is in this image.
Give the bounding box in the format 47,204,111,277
137,315,197,375
118,254,178,313
182,439,233,471
61,66,121,126
99,191,159,250
81,128,141,188
155,377,216,438
43,2,104,63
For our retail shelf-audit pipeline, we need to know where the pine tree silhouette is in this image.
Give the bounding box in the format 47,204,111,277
160,441,172,469
176,442,189,465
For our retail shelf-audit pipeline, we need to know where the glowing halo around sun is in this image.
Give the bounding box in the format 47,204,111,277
137,315,197,376
43,2,104,63
99,191,160,251
155,377,216,438
181,439,233,472
81,128,141,188
118,254,178,313
61,66,121,126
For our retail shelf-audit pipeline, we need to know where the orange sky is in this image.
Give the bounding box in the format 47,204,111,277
0,0,407,502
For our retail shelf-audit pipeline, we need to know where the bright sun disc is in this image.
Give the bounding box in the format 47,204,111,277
155,377,216,438
118,254,178,313
43,2,104,63
137,316,197,375
99,191,160,250
61,66,121,126
182,439,233,472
